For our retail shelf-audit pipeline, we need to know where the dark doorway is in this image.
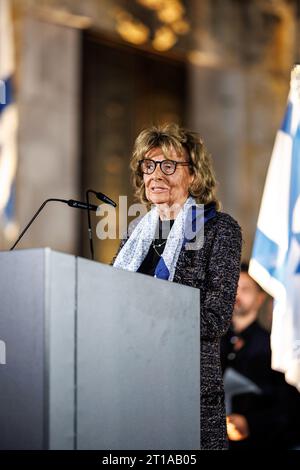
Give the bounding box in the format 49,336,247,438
80,32,187,263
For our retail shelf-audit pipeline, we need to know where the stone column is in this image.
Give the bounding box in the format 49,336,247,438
16,16,81,254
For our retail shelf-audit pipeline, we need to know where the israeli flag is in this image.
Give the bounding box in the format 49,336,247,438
249,65,300,390
0,0,18,238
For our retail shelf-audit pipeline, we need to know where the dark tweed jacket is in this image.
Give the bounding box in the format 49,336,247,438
111,211,242,450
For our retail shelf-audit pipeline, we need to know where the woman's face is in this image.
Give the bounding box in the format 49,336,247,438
143,146,194,209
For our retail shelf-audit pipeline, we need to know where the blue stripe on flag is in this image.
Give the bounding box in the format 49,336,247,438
252,228,281,280
0,76,13,115
4,181,15,220
280,101,292,135
289,122,300,276
289,123,300,239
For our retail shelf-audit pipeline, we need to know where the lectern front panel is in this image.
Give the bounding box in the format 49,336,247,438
76,260,200,450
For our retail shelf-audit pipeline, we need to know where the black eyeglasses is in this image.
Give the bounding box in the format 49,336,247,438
139,159,192,176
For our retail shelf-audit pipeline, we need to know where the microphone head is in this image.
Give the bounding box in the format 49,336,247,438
95,192,117,207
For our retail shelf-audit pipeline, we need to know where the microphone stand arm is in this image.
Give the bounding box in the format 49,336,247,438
10,198,68,251
86,190,95,260
10,198,98,251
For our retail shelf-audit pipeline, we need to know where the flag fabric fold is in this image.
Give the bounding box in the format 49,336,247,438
249,65,300,390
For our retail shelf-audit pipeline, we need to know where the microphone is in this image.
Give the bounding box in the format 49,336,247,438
92,191,116,208
10,198,98,251
67,199,98,210
86,189,117,260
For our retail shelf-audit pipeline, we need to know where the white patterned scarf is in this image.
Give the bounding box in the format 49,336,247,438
113,196,216,281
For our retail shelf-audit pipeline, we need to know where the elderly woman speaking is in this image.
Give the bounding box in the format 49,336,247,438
112,123,242,449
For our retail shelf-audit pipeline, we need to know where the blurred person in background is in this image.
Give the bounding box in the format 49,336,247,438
221,262,300,449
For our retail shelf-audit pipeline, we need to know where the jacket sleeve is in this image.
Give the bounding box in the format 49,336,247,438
201,216,242,340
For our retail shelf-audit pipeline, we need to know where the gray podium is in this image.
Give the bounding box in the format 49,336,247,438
0,249,200,450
